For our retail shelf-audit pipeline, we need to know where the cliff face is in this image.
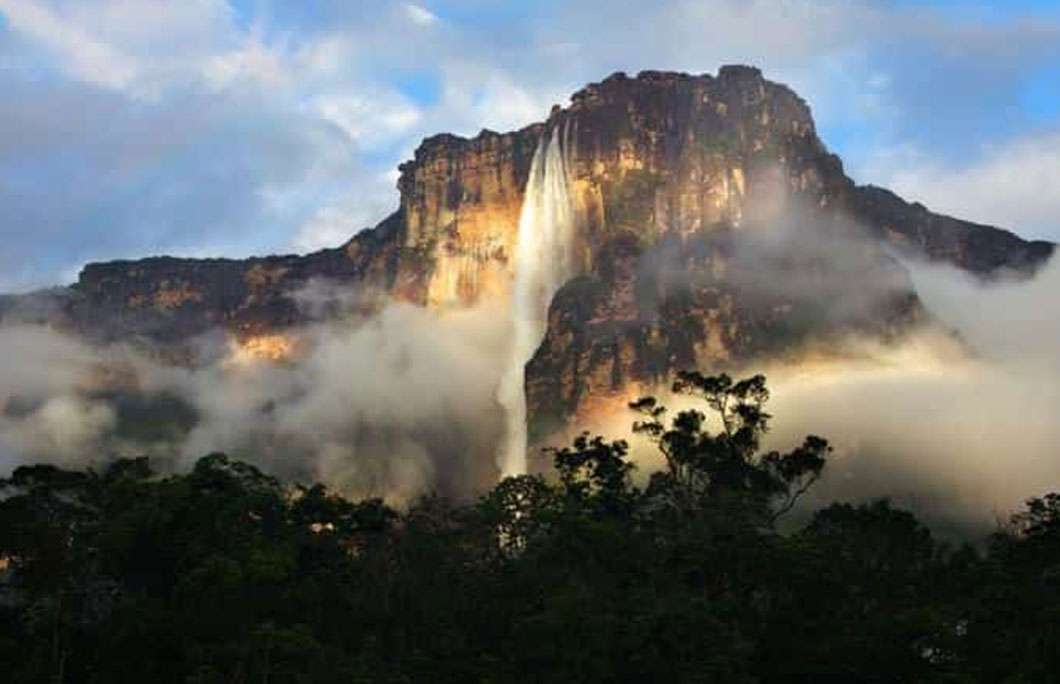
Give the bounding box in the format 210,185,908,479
1,65,1053,441
396,130,543,307
1,211,404,351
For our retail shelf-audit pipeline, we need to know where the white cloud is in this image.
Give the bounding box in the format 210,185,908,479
0,0,288,97
869,132,1060,239
289,169,398,253
292,33,356,79
310,90,423,147
292,207,360,252
0,0,138,90
203,32,289,90
59,0,235,53
405,3,438,27
433,63,561,136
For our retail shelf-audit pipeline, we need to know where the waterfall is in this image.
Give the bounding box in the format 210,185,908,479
496,122,577,477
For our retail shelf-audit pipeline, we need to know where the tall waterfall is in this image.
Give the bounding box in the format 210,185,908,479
496,122,577,477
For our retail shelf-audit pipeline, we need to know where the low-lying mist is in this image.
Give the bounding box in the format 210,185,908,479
769,256,1060,534
0,300,510,504
598,256,1060,536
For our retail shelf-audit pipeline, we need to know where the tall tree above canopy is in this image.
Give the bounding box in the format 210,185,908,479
630,371,830,522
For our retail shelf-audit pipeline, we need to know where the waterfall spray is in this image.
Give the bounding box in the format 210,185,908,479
496,121,577,477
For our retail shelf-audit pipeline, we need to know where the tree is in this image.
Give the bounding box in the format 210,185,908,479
0,463,109,682
549,434,637,519
962,493,1060,682
761,500,953,682
631,371,829,523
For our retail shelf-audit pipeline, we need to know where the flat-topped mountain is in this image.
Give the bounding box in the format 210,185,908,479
1,65,1053,456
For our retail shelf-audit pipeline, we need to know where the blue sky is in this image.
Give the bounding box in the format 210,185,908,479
0,0,1058,291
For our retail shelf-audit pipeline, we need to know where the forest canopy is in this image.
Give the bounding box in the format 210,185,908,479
1,373,1058,683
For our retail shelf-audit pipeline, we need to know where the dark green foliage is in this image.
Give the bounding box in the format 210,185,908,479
960,494,1060,683
0,372,1055,683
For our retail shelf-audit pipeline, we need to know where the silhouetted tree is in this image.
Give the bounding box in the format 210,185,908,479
631,371,829,525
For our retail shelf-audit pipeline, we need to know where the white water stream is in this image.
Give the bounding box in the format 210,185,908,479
496,122,577,477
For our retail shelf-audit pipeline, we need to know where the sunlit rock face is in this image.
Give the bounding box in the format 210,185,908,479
230,333,299,365
563,67,821,242
397,130,543,307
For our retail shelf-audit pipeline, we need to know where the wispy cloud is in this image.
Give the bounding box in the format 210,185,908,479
0,0,138,91
310,90,423,147
0,0,288,98
405,3,438,27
